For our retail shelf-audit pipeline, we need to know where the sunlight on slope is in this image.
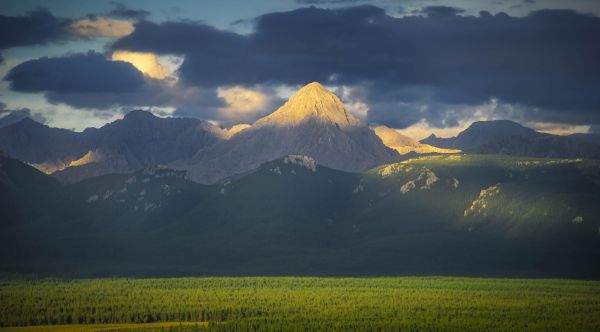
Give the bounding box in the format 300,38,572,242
31,150,104,174
373,125,460,155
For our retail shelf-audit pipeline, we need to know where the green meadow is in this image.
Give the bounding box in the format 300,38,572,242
1,277,599,331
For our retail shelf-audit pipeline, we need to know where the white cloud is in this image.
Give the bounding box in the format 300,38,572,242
334,85,370,121
395,99,503,140
217,86,271,122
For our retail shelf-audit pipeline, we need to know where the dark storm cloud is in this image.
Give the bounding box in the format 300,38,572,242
108,2,150,20
297,0,371,4
3,50,226,117
509,0,536,10
43,79,225,115
0,8,72,50
8,5,599,127
112,20,245,55
110,5,600,127
419,6,465,16
5,51,145,93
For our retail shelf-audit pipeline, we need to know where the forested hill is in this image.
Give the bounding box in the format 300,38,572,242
1,153,599,277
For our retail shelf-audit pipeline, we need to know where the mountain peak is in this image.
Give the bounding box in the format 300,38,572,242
295,81,329,95
255,82,361,128
123,110,157,122
11,117,47,130
461,120,541,139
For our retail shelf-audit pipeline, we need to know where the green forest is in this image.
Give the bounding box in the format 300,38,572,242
1,277,599,331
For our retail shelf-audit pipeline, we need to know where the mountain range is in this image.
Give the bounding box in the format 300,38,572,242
1,151,599,277
421,120,600,159
2,82,599,185
1,82,600,277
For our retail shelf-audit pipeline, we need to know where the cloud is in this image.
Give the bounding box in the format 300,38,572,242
7,6,599,130
111,51,171,79
419,6,465,16
2,52,225,121
393,99,520,140
5,51,145,93
297,0,371,4
0,8,72,50
509,0,536,10
70,17,134,37
108,6,600,130
108,2,150,20
529,122,589,136
217,86,273,122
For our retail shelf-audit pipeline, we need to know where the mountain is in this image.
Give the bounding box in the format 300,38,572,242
0,111,226,183
0,110,35,128
421,120,600,159
373,125,460,155
224,124,251,138
175,82,400,184
0,152,62,265
52,111,225,183
0,118,88,173
570,133,600,145
421,120,544,150
472,135,600,159
1,153,599,277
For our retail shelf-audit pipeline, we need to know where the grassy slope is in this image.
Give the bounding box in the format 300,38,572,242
0,277,599,331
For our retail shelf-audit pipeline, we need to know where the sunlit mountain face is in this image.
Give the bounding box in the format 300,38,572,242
1,1,600,331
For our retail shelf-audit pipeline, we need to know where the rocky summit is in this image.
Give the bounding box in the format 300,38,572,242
175,82,399,183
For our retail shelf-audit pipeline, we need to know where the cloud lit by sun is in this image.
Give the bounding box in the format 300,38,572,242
218,86,270,121
70,18,134,37
111,51,172,80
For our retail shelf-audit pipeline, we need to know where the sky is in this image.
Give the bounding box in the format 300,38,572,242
0,0,599,139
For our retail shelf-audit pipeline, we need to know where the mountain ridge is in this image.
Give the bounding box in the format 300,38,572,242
420,120,600,159
2,152,599,277
2,85,600,184
373,125,461,155
0,113,226,183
